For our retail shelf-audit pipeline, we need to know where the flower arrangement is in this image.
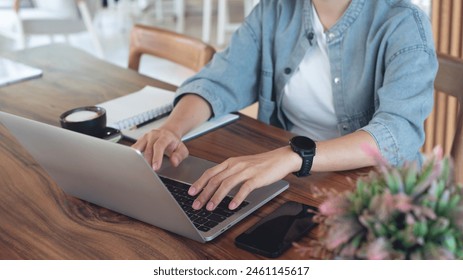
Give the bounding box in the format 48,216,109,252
305,146,463,260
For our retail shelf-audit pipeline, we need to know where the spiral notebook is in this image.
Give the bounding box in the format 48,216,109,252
97,86,239,141
98,86,174,130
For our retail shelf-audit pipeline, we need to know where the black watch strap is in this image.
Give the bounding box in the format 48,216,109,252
289,136,316,177
293,156,313,177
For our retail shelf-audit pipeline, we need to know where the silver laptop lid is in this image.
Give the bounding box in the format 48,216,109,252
0,111,204,242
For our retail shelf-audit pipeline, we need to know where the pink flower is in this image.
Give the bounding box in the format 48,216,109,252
319,194,350,216
395,193,413,212
324,215,362,250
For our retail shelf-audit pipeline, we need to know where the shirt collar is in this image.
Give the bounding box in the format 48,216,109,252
303,0,366,41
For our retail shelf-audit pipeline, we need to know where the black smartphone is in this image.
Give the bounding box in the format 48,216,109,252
235,201,318,258
102,127,122,142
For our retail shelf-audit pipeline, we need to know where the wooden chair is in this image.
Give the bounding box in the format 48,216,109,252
433,52,463,183
128,24,216,73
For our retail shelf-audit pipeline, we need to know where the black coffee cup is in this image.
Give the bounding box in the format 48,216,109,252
60,106,107,138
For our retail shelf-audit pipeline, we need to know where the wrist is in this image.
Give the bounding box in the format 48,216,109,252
286,146,302,173
289,136,316,177
160,122,184,140
279,146,304,174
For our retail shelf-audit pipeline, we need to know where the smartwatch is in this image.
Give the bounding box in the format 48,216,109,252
289,136,316,177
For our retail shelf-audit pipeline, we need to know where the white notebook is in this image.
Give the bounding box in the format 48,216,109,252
97,86,239,141
98,86,174,130
0,58,43,87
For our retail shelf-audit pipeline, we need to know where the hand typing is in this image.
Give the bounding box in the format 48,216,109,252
132,128,189,170
188,146,301,211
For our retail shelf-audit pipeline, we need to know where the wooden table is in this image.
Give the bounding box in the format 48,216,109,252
0,44,363,259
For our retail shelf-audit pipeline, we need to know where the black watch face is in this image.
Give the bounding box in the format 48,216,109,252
292,136,316,150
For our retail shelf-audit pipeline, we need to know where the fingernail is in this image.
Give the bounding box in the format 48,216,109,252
206,201,215,211
229,201,237,210
193,200,201,209
152,162,158,170
188,187,196,196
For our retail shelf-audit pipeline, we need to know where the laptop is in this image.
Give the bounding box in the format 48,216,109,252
0,111,289,242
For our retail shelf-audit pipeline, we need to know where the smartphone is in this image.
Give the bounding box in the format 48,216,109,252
235,201,318,258
102,127,122,142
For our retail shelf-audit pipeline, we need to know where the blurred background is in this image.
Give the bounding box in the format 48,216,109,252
0,0,259,86
0,0,432,87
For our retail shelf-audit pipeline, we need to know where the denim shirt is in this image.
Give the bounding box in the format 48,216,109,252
176,0,438,166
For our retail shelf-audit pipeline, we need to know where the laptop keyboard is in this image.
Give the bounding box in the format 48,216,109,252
160,176,249,232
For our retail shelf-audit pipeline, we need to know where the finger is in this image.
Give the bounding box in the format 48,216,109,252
191,160,248,210
206,174,249,211
163,140,188,167
162,141,177,158
150,136,175,170
131,136,147,152
189,161,229,196
228,178,259,210
135,134,154,163
170,143,189,167
190,164,233,210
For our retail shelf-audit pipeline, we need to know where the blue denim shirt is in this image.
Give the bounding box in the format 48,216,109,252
176,0,437,166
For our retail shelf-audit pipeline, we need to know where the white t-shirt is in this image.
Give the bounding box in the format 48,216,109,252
281,5,340,141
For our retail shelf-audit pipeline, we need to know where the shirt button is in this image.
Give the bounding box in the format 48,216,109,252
328,33,335,40
284,68,292,74
334,77,341,84
342,125,348,130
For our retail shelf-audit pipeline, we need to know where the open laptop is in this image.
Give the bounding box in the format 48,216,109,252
0,111,289,242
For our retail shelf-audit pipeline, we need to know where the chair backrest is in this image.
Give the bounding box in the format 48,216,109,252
33,0,79,18
12,0,103,57
15,0,99,19
434,52,463,183
128,24,216,73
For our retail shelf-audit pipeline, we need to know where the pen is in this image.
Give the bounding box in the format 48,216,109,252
129,111,171,130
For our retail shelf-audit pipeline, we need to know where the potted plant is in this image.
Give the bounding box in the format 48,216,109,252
300,146,463,260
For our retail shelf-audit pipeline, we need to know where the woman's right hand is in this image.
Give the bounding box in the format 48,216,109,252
132,94,212,170
132,127,189,170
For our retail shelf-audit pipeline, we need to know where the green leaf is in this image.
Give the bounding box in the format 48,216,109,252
428,218,449,237
374,222,388,237
436,190,450,215
404,165,418,195
384,169,403,194
395,229,416,248
435,180,446,200
412,159,436,197
443,234,457,253
351,234,363,248
448,194,461,211
413,221,428,237
439,157,451,182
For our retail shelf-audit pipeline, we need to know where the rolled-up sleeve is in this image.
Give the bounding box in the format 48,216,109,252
362,46,437,166
175,9,263,119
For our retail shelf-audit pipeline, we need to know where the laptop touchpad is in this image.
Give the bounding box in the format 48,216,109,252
157,156,217,184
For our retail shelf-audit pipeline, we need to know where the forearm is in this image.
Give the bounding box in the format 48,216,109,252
190,130,379,211
162,94,212,138
284,130,379,174
312,130,378,172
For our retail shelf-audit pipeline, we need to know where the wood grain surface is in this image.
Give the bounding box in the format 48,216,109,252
0,44,365,259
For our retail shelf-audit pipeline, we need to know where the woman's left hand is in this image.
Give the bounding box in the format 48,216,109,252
188,146,302,211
